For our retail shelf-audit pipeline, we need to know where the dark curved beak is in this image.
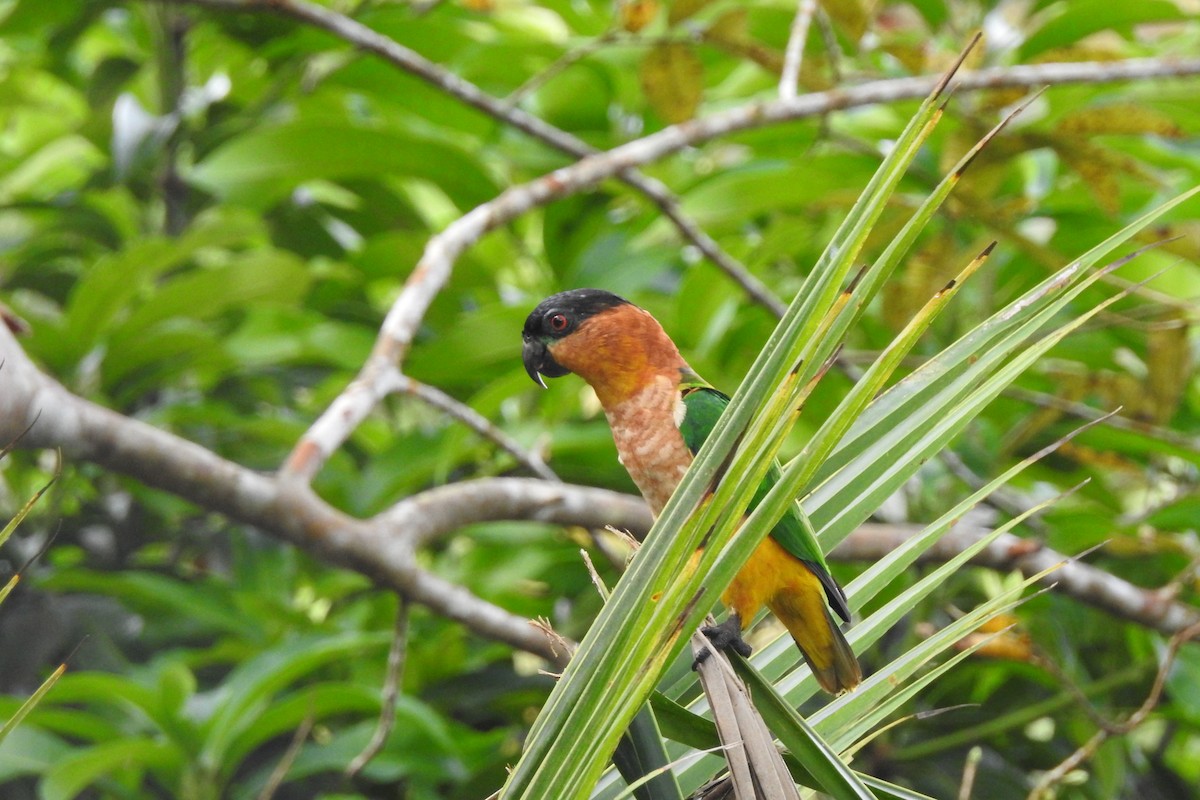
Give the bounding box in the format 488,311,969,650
522,337,567,389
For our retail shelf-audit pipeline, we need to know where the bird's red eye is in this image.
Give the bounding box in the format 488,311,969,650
549,313,569,332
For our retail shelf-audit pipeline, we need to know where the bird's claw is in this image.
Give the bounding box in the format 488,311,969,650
693,616,753,669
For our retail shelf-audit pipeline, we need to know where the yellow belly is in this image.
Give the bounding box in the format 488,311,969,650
720,535,821,622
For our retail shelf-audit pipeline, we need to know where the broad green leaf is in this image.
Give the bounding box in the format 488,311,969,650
40,738,184,800
191,122,500,210
0,726,72,782
40,571,264,642
1020,0,1185,59
198,631,390,772
222,682,380,768
113,252,312,336
60,209,266,361
0,135,103,203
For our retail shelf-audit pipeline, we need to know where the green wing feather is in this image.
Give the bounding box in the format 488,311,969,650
679,385,851,623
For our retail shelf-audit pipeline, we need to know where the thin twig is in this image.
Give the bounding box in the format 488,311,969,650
257,713,315,800
780,0,818,100
154,4,190,235
814,6,841,84
168,0,774,324
506,29,620,107
174,4,1200,433
387,371,558,481
939,448,1041,530
958,746,982,800
1027,620,1200,799
346,599,410,780
1005,386,1200,452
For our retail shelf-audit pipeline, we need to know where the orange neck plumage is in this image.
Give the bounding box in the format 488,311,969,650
546,304,689,409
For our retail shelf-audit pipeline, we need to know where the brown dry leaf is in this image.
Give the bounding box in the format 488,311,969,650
640,42,704,123
668,0,714,25
1056,104,1184,138
1146,311,1191,424
461,0,494,11
958,613,1036,662
1057,440,1141,473
619,0,658,32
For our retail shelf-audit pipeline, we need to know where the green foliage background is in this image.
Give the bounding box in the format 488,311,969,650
0,0,1198,798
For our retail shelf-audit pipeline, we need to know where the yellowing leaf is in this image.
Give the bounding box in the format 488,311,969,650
1056,103,1184,138
667,0,713,25
960,628,1036,662
882,42,927,74
1033,44,1126,64
1138,220,1200,262
640,43,704,123
1055,141,1149,215
1146,311,1191,423
978,86,1033,111
823,0,871,40
1057,440,1141,473
706,7,747,41
619,0,658,32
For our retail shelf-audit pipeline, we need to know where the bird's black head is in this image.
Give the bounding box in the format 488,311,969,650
521,288,630,387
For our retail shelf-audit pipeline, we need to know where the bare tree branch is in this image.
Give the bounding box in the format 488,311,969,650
780,0,818,100
4,10,1199,672
385,371,557,482
257,713,315,800
153,3,190,236
346,598,410,780
1027,620,1200,800
0,327,647,663
2,323,1194,661
281,48,1200,478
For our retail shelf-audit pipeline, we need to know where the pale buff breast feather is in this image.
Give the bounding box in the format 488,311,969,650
605,374,693,516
